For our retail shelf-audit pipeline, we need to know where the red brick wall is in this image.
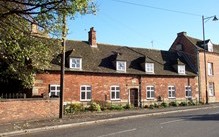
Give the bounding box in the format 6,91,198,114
34,72,197,104
169,33,197,67
141,76,197,102
0,99,59,123
199,52,219,102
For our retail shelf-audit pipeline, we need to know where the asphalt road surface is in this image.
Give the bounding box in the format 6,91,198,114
15,107,219,137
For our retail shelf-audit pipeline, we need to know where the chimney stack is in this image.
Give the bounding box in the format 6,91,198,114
88,27,97,48
177,32,187,37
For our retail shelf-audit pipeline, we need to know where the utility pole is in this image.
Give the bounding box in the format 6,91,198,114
59,1,67,119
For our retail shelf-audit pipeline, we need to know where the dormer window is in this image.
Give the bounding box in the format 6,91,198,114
70,58,82,69
208,43,213,52
178,65,185,74
145,63,154,73
116,61,126,72
201,40,214,52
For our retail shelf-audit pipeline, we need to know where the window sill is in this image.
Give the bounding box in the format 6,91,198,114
111,99,121,101
80,99,91,102
146,72,154,74
168,97,176,99
146,98,155,100
116,70,126,73
70,68,82,70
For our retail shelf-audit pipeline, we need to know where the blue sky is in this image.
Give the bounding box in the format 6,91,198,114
67,0,219,50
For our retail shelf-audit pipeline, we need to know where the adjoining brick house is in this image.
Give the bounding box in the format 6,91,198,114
33,28,198,107
170,32,219,103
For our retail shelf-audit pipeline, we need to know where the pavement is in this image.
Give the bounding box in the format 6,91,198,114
0,103,219,137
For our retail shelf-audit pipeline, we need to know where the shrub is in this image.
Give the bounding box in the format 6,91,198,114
169,101,178,107
123,104,132,109
65,103,85,114
144,105,149,108
188,100,195,106
160,102,168,108
154,103,159,108
110,104,124,111
149,104,154,109
89,102,101,112
179,101,187,106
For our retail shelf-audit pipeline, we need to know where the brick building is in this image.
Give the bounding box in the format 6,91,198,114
33,28,198,107
170,32,219,103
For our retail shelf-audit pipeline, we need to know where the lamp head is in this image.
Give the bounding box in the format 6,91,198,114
213,16,218,21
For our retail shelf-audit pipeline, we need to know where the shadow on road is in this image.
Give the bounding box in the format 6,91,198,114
162,113,219,121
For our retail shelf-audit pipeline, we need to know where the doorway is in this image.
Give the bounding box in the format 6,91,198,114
130,88,138,107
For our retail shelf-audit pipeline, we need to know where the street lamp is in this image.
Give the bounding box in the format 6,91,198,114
202,15,218,104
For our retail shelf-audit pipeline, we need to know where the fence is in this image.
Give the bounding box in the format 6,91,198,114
0,93,26,99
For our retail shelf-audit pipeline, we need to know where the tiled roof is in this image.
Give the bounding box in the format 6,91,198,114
185,35,219,53
48,40,196,76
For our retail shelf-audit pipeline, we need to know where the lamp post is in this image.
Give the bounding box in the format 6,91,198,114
202,15,218,104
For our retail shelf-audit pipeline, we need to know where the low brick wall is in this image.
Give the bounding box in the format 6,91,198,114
0,98,59,123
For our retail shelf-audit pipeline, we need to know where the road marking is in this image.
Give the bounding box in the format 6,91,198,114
97,128,137,137
160,115,205,125
160,119,184,125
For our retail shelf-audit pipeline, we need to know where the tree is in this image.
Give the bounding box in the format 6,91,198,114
0,0,96,90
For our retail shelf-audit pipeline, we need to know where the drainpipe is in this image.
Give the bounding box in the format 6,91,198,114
197,50,201,103
138,75,142,108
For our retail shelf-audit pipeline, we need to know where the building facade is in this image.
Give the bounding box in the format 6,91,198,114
170,32,219,103
33,28,198,106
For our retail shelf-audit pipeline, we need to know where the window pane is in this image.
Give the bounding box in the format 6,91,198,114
111,92,115,99
81,87,85,90
116,91,120,99
147,91,150,98
168,91,171,97
51,86,55,90
51,92,55,96
81,92,85,99
87,86,91,91
57,92,60,97
111,87,115,90
87,92,91,99
151,91,155,98
57,86,60,90
116,87,120,90
172,91,175,97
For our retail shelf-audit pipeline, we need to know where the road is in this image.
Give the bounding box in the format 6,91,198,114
15,107,219,137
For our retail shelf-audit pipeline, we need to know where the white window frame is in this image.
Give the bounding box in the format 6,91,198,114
116,61,126,72
178,65,185,74
185,86,192,98
145,63,154,73
168,86,176,98
80,85,91,101
208,43,213,52
208,62,213,76
110,85,120,100
208,82,215,97
49,84,60,97
70,58,82,69
146,86,155,99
